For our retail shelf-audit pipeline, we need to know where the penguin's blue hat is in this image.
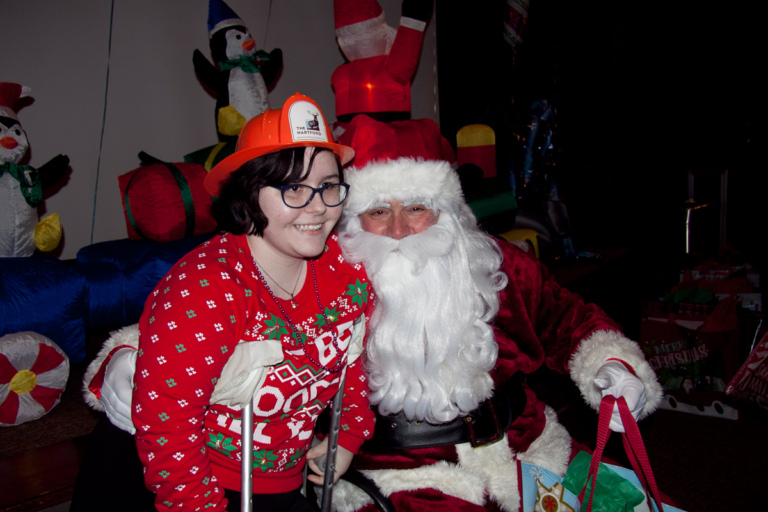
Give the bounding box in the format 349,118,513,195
208,0,245,37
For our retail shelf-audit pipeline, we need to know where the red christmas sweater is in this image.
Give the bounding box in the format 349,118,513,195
133,233,375,511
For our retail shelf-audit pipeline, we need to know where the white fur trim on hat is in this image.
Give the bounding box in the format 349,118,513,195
336,10,387,37
0,106,17,121
568,330,663,419
344,158,464,215
209,17,245,37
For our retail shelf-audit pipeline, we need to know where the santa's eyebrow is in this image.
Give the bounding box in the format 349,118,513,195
367,203,392,210
403,200,439,213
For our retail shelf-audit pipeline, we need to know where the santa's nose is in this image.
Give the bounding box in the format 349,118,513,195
386,214,411,240
242,39,255,52
1,137,18,149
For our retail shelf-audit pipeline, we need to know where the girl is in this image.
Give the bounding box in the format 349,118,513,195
78,93,374,512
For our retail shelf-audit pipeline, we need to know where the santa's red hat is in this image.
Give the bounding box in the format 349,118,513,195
334,0,386,37
0,83,30,122
341,114,455,170
342,115,463,215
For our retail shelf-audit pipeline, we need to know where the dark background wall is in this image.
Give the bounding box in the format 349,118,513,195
436,0,762,271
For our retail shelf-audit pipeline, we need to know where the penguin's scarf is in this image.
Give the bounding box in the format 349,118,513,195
0,162,42,207
218,50,270,73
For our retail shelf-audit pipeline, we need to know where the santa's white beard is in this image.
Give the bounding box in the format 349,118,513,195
340,214,506,424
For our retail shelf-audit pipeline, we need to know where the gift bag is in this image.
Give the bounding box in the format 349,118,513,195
562,451,644,511
725,330,768,410
639,296,741,419
518,460,581,512
565,395,687,512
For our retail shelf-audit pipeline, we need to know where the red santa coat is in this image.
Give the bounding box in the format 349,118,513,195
333,241,662,512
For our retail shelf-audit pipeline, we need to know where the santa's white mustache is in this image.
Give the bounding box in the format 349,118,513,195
339,218,455,276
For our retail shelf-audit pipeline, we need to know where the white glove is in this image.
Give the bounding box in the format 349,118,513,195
594,360,646,433
101,347,137,434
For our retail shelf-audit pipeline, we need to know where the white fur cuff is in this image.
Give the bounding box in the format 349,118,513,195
569,330,663,418
82,323,140,411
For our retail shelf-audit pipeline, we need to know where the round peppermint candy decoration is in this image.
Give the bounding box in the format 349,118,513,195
0,332,69,426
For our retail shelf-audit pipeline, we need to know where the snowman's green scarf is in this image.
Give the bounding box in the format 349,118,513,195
0,162,42,207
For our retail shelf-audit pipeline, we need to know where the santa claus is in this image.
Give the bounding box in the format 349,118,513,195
324,145,663,511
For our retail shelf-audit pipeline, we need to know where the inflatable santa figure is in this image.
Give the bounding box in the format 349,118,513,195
331,0,456,164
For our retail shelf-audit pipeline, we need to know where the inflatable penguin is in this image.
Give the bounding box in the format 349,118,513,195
193,0,282,142
0,83,69,257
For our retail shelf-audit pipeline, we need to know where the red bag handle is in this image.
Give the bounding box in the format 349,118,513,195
578,395,665,512
618,396,665,510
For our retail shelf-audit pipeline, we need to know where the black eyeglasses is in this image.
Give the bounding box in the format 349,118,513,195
271,183,350,209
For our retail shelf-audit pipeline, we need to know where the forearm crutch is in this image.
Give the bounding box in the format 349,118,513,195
241,400,254,512
320,375,345,512
239,376,346,512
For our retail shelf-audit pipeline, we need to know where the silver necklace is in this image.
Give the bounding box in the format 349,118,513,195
251,256,303,309
252,258,343,373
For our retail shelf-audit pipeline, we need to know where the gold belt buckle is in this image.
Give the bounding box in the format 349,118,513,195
462,401,504,448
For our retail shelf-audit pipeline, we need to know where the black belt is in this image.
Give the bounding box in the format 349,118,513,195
366,378,527,450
